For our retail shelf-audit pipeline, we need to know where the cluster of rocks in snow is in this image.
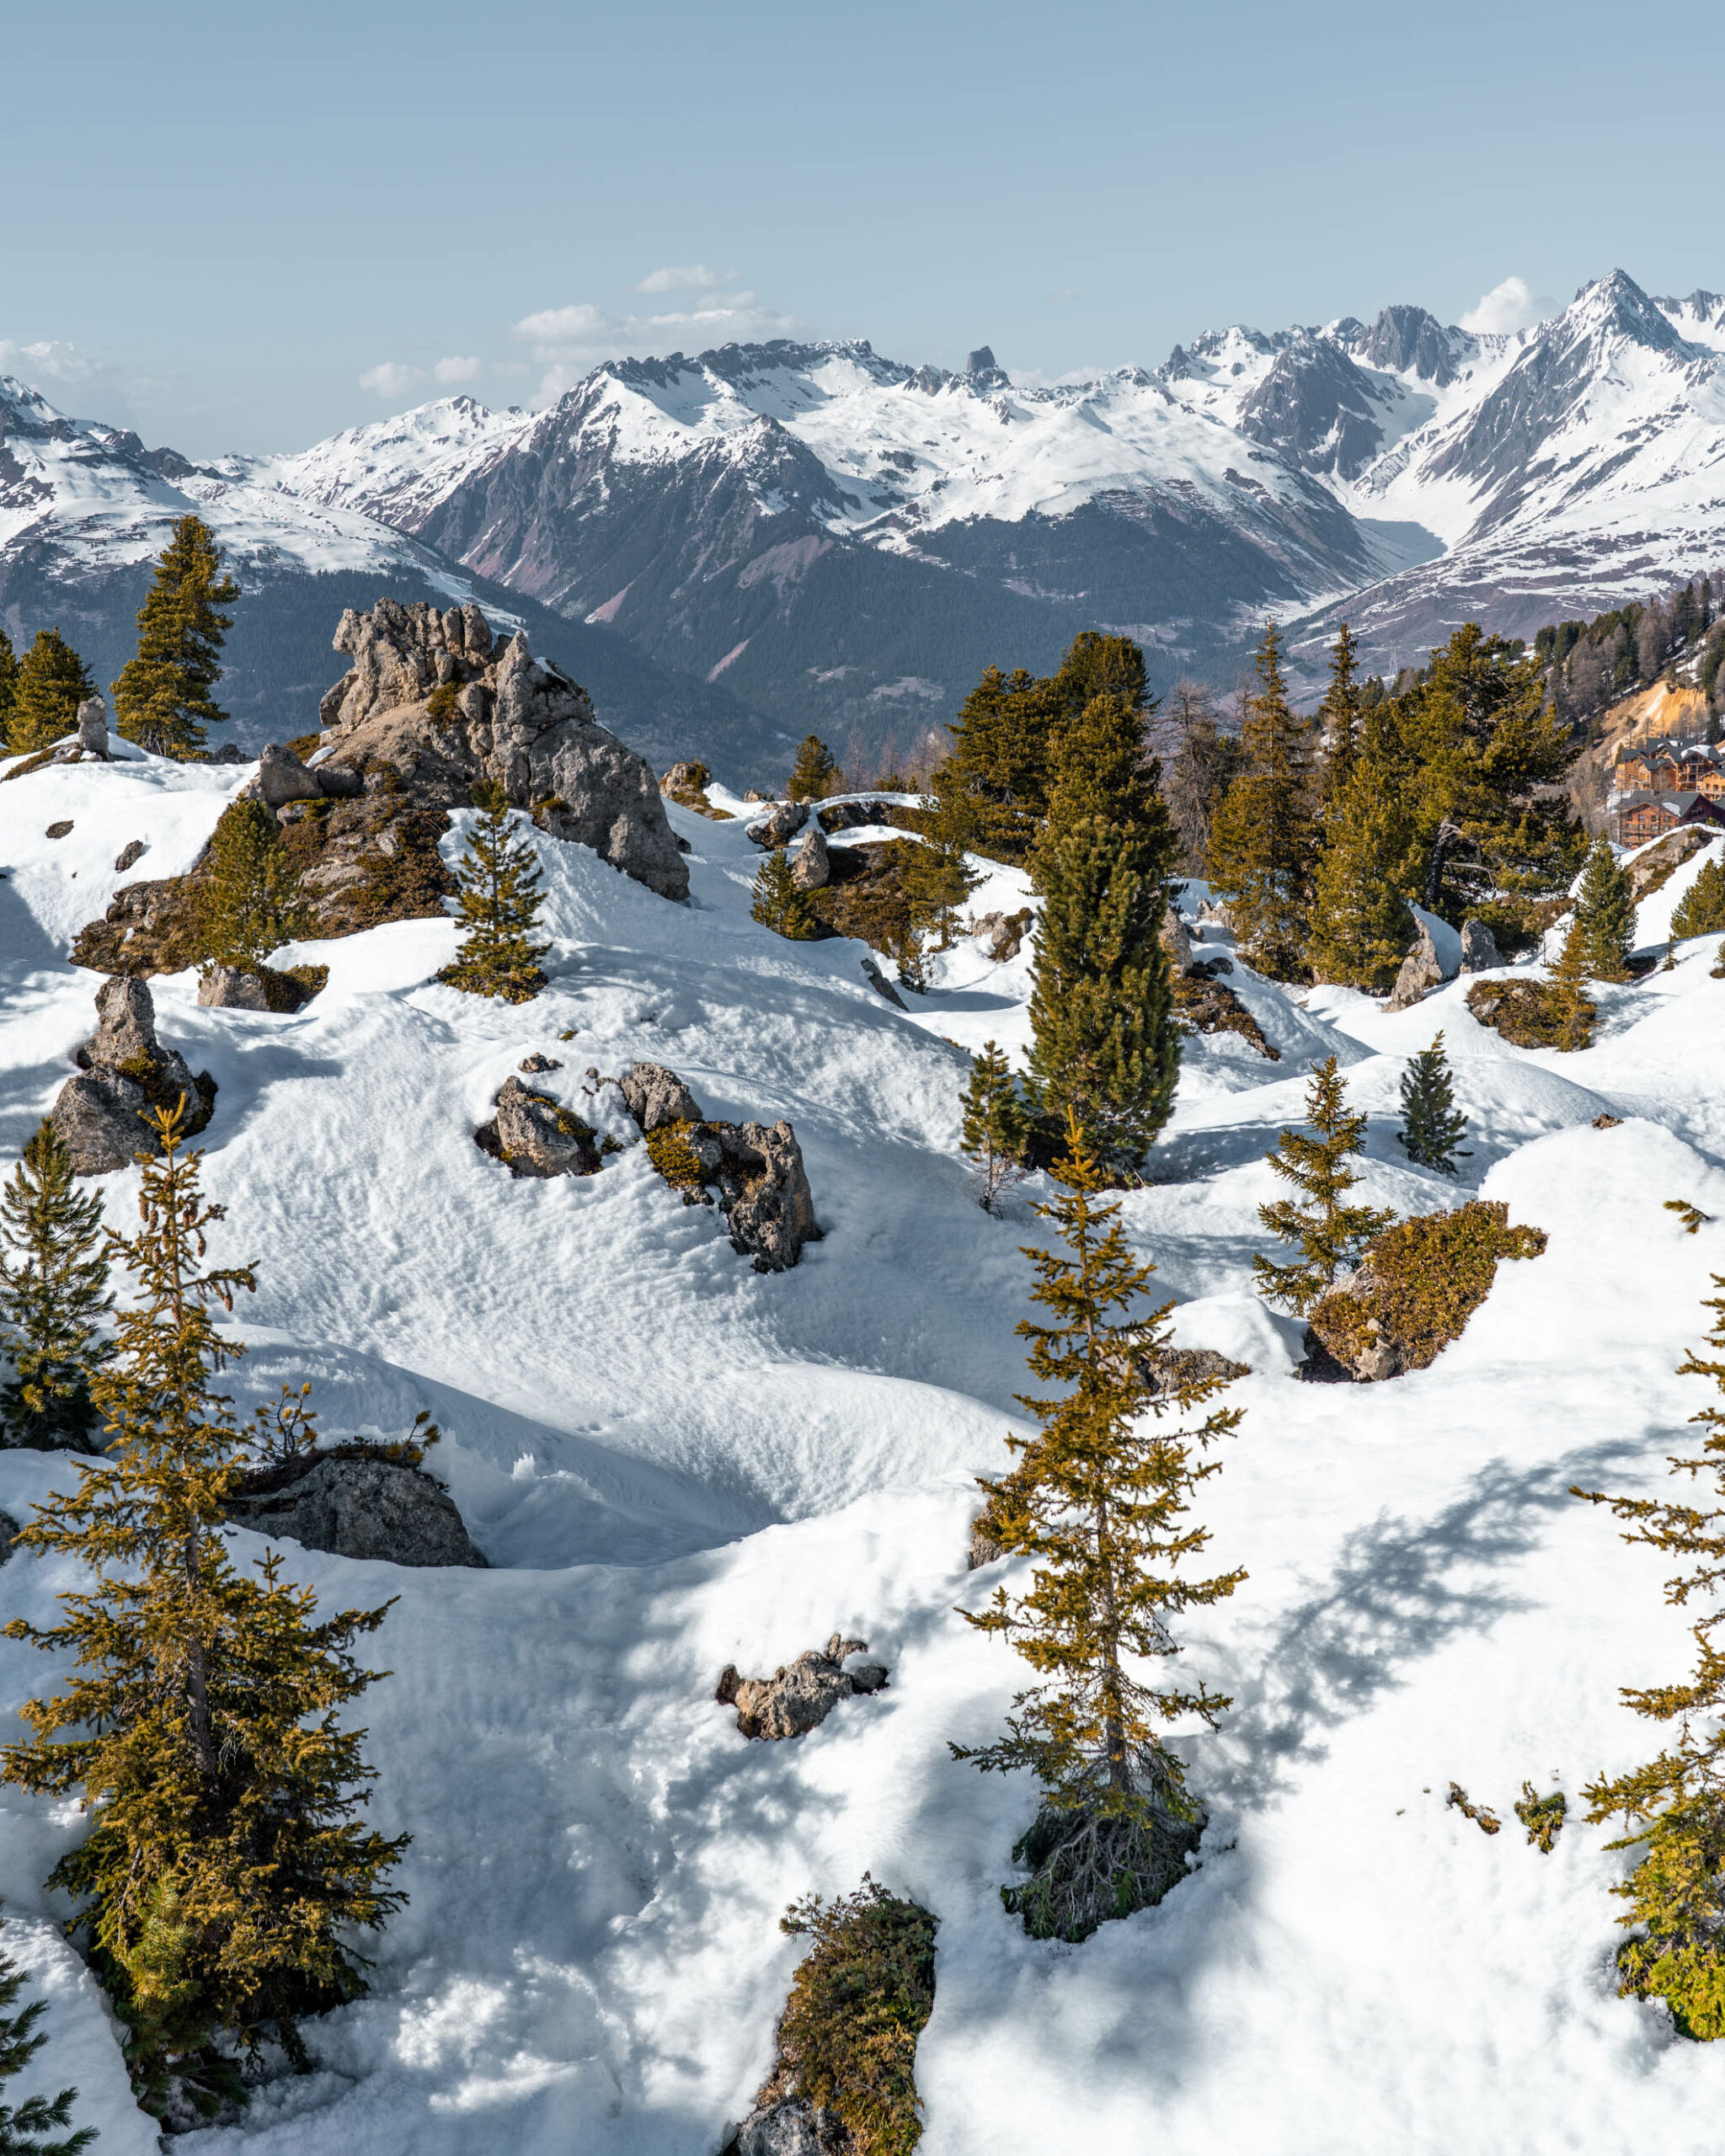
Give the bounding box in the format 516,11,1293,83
622,1060,821,1272
224,1447,485,1568
1386,915,1500,1011
49,977,216,1174
715,1634,889,1741
475,1077,603,1178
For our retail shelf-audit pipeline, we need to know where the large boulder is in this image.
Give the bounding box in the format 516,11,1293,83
1386,920,1446,1011
697,1120,821,1272
619,1061,704,1132
197,965,271,1011
715,1634,889,1741
224,1448,485,1566
745,799,809,849
315,600,688,901
1458,917,1501,973
1161,904,1194,970
76,696,109,757
478,1076,601,1177
257,742,324,808
789,824,830,890
50,978,215,1171
50,1070,159,1177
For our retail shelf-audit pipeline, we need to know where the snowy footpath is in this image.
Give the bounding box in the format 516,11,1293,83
3,749,1725,2152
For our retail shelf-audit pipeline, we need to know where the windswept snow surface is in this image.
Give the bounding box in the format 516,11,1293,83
6,760,1725,2151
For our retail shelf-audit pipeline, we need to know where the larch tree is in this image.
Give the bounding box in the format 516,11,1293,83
787,734,842,801
1027,690,1181,1177
8,632,94,757
0,1122,112,1453
1255,1056,1393,1311
0,1914,94,2155
1396,1033,1470,1174
959,1040,1029,1214
197,800,306,975
1205,621,1320,979
1578,1276,1725,2039
112,515,238,757
1573,836,1636,982
438,781,550,1001
953,1114,1245,1943
1,1104,409,2121
1306,702,1420,990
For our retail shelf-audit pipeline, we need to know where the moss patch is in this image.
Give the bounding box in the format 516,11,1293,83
1465,976,1596,1049
644,1118,713,1202
1308,1200,1547,1377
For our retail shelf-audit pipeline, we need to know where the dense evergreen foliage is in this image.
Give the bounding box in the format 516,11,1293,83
1573,837,1635,982
750,848,821,939
1205,622,1319,979
959,1041,1028,1214
0,1123,112,1452
8,632,94,757
0,630,16,753
112,515,239,756
1396,1033,1469,1175
197,800,305,974
1674,857,1725,941
1255,1058,1392,1312
1,1105,408,2119
787,734,842,800
1307,696,1418,990
0,1914,94,2154
438,783,550,1001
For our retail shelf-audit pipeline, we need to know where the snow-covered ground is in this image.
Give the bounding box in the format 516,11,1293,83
5,754,1725,2152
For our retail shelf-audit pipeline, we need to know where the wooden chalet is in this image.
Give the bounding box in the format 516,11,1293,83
1615,789,1725,845
1614,739,1725,797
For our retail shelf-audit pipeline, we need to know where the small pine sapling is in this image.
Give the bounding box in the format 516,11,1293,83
959,1041,1028,1214
1515,1784,1567,1854
953,1114,1245,1943
1396,1032,1470,1175
787,734,841,801
1576,1274,1725,2037
197,798,305,974
438,781,550,1002
1255,1056,1394,1312
0,1122,112,1452
750,848,821,940
1548,917,1595,1051
1573,836,1636,982
0,1914,94,2154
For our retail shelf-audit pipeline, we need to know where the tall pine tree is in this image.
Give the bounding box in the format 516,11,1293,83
438,782,550,1001
0,628,17,755
112,515,238,757
8,632,94,758
1,1104,409,2118
1255,1056,1393,1311
1027,691,1181,1176
197,800,306,974
1573,836,1636,982
959,1041,1029,1214
1205,621,1320,979
953,1114,1245,1942
1397,1033,1470,1174
1316,622,1363,813
0,1123,112,1452
1306,702,1420,990
0,1914,94,2155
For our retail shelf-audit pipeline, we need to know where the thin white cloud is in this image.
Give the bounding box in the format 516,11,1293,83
633,264,733,294
358,360,427,398
432,355,483,385
1460,275,1551,335
0,337,100,382
510,285,794,399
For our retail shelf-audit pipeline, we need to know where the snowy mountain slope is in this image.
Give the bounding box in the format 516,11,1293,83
8,753,1725,2149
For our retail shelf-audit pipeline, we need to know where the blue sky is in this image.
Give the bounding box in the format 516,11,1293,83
3,0,1719,456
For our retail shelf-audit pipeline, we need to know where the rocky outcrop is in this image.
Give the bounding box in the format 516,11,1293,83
316,600,687,901
1172,968,1279,1059
475,1077,601,1177
50,978,216,1172
715,1634,889,1741
724,2101,850,2156
972,908,1033,963
224,1446,485,1566
1386,920,1446,1010
745,799,809,849
859,956,906,1009
1458,917,1501,972
77,697,109,756
1161,905,1194,970
619,1060,703,1132
1141,1344,1251,1397
618,1064,821,1268
790,824,830,889
196,965,271,1011
257,741,326,808
113,839,146,873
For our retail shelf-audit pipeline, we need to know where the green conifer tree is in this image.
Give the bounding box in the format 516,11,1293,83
1205,621,1320,979
1396,1033,1470,1174
196,800,306,974
1674,857,1725,941
437,782,550,1002
959,1041,1029,1213
1255,1056,1393,1311
898,777,980,950
0,1123,112,1453
1317,622,1363,814
786,735,842,801
1306,702,1420,990
0,1914,94,2155
1578,1275,1725,2038
750,848,821,940
8,632,94,757
0,629,18,755
1027,692,1181,1177
111,515,238,757
1548,915,1595,1050
1573,836,1636,982
937,664,1063,863
953,1115,1245,1942
1,1104,409,2118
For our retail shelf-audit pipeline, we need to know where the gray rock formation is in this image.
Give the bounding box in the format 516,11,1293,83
1141,1344,1252,1397
745,799,809,849
971,909,1032,963
45,821,72,840
196,965,272,1011
225,1449,485,1567
715,1633,889,1741
727,2100,849,2156
478,1076,600,1177
1459,917,1501,972
1386,921,1445,1011
860,956,907,1009
113,839,146,873
620,1061,704,1132
257,742,325,808
76,697,109,756
696,1119,821,1272
313,599,687,900
518,1051,563,1074
789,824,830,890
1161,904,1194,970
51,977,215,1172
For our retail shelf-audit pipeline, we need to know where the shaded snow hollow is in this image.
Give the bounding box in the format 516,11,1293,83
4,751,1725,2151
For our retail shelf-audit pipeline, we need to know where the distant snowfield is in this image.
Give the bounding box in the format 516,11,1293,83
5,757,1725,2152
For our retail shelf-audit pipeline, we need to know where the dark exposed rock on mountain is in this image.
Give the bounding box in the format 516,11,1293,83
225,1444,486,1567
715,1633,889,1741
50,976,216,1173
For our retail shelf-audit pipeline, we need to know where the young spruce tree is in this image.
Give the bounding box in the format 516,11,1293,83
959,1041,1028,1214
1397,1033,1470,1175
0,629,17,754
1026,691,1181,1177
1255,1056,1393,1312
1306,702,1419,990
197,799,306,974
1674,857,1725,941
1548,915,1595,1051
1,1103,409,2117
112,515,238,757
1206,621,1320,979
0,1914,94,2155
1578,1275,1725,2038
787,734,842,801
953,1114,1245,1943
438,781,550,1002
0,1122,112,1453
1316,621,1363,814
8,633,94,758
1573,836,1636,982
750,848,821,940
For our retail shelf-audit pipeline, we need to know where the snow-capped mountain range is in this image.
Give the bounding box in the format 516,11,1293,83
5,268,1725,771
